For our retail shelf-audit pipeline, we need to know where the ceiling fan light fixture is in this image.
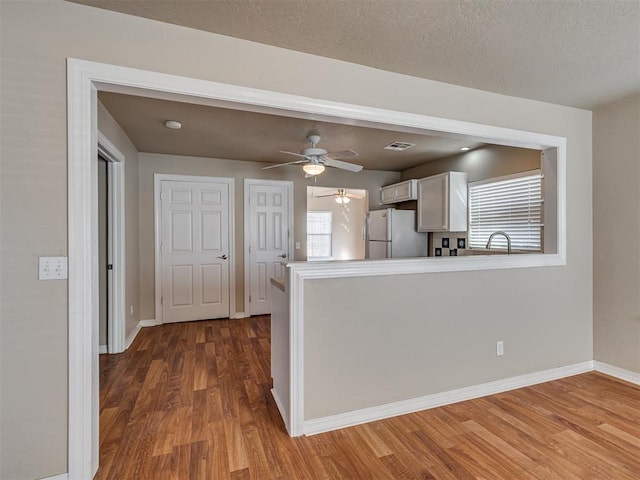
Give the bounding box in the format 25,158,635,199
335,195,350,204
303,164,325,176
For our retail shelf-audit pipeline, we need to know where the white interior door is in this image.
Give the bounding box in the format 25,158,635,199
246,181,291,316
161,180,230,323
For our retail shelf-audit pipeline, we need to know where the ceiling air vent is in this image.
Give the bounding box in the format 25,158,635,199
384,141,415,151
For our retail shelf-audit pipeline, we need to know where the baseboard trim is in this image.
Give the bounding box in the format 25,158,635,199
40,473,68,480
271,388,290,434
303,360,594,436
98,344,107,354
122,319,160,351
594,361,640,385
232,311,248,319
139,318,160,328
124,321,143,350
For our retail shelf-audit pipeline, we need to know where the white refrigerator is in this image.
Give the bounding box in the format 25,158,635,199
366,209,427,259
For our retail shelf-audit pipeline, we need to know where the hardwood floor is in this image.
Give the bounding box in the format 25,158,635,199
96,316,640,479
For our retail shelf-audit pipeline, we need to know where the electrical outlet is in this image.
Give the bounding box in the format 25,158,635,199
295,241,301,250
39,256,68,280
496,341,504,356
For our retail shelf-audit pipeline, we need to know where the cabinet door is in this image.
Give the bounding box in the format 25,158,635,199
394,181,413,202
418,175,449,232
380,185,397,205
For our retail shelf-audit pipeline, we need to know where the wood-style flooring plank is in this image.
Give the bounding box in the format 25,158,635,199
96,316,640,479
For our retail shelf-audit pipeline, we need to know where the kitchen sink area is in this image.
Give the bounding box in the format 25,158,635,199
269,140,563,438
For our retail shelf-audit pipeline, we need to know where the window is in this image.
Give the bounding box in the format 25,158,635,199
468,171,543,251
307,211,332,259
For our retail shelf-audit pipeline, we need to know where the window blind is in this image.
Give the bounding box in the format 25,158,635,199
468,171,543,251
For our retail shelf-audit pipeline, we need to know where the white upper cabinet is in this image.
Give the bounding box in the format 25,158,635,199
380,179,418,204
417,172,468,232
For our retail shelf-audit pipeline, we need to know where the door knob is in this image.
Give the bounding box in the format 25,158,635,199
217,254,228,260
278,253,287,258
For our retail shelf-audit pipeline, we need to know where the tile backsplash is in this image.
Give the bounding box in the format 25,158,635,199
431,232,468,257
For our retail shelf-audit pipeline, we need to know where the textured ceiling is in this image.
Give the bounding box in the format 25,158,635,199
98,92,485,171
71,0,639,109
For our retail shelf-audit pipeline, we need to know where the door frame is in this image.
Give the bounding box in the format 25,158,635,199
243,178,294,316
154,173,236,324
97,131,126,354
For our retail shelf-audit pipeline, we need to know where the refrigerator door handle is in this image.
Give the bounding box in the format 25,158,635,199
363,214,369,241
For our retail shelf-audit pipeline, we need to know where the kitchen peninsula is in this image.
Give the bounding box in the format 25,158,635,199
269,239,569,437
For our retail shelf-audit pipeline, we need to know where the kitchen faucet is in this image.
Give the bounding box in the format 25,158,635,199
486,231,512,254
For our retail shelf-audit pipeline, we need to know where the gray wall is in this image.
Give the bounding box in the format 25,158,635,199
98,102,140,341
0,1,592,478
304,264,592,419
593,95,640,373
138,153,398,319
401,144,541,182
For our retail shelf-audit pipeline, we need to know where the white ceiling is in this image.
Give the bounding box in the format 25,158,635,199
71,0,639,109
98,92,486,171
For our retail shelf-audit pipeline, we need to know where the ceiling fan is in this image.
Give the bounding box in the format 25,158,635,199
263,134,363,177
315,188,365,205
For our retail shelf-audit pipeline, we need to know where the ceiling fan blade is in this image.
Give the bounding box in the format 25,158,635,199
346,194,366,199
280,150,311,159
326,149,358,159
262,160,307,170
322,157,364,172
315,193,338,198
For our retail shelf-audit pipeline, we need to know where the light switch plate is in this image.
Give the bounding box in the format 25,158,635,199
39,256,68,280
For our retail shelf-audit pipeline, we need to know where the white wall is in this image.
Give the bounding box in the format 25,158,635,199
0,1,592,478
401,145,541,182
593,95,640,373
307,193,367,260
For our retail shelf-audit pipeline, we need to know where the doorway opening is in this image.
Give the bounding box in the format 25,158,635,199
97,155,109,354
306,186,368,261
97,132,126,354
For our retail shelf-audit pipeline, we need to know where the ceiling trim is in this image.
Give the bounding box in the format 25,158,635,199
91,59,558,150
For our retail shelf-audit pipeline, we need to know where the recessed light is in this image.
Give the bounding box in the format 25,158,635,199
165,120,182,130
460,146,471,151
